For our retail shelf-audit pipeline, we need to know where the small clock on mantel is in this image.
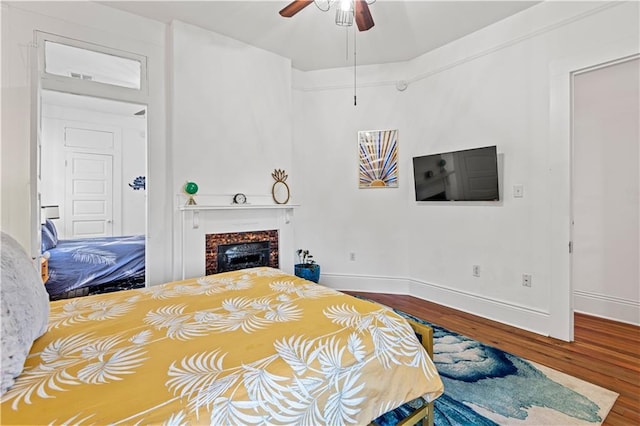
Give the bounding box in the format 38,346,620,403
232,193,247,204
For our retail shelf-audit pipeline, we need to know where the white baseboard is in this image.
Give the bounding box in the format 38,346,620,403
574,290,640,326
408,278,551,337
322,272,551,336
320,272,410,294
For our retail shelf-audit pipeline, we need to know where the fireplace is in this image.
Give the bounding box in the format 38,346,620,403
206,230,278,274
217,241,270,272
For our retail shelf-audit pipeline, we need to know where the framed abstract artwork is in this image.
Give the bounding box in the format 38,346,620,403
358,129,399,188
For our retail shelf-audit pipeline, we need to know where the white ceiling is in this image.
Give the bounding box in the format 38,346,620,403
41,1,539,115
100,0,540,71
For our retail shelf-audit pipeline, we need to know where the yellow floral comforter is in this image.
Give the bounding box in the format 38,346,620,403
1,267,443,425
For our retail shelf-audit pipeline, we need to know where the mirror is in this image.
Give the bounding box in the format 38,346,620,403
272,181,290,204
271,169,290,204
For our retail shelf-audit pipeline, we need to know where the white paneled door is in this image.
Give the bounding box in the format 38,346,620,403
65,151,114,238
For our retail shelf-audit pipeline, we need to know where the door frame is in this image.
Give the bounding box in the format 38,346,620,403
31,30,149,274
570,55,639,326
548,36,639,341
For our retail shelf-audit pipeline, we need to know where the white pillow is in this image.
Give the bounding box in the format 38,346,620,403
1,232,50,395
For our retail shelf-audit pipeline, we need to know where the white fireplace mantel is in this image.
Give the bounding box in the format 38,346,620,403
179,204,299,229
178,203,298,280
179,204,300,212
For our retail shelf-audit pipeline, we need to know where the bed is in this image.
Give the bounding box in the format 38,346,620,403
41,220,145,299
1,232,443,425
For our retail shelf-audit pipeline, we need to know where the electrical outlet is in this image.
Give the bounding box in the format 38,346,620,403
522,274,532,287
349,252,356,261
513,184,524,198
473,265,480,277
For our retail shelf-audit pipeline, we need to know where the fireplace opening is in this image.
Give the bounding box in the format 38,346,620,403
217,241,270,273
206,230,279,275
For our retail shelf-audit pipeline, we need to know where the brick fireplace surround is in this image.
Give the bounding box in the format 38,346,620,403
205,230,279,275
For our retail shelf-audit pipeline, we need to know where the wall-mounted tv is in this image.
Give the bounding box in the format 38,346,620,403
412,145,499,202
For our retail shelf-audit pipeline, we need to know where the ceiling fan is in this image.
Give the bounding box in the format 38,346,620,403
279,0,375,31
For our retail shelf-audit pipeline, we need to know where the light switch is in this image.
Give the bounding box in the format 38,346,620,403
513,184,524,198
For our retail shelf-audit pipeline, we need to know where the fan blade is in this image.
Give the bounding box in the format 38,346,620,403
279,0,314,17
354,0,375,31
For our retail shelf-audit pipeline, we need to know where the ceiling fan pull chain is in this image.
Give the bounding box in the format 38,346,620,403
345,26,349,61
353,22,357,106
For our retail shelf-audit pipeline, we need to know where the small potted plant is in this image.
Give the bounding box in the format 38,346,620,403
294,249,320,283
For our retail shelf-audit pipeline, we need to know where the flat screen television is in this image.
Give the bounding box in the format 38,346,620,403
412,145,499,202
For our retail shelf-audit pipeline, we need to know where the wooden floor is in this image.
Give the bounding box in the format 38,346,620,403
346,292,640,426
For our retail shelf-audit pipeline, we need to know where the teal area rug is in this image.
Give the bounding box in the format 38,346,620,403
378,308,618,425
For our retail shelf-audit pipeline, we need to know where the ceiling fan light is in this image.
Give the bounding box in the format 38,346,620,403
335,8,353,26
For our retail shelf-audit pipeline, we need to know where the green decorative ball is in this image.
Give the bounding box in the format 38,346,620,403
184,181,198,195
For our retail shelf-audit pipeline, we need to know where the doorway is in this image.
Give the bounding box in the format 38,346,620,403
40,90,146,240
35,32,149,300
39,90,148,299
571,57,640,325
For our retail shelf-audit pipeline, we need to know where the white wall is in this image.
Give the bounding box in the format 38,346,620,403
0,2,171,284
121,127,147,235
40,103,147,237
168,21,295,279
292,1,640,338
293,66,412,288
